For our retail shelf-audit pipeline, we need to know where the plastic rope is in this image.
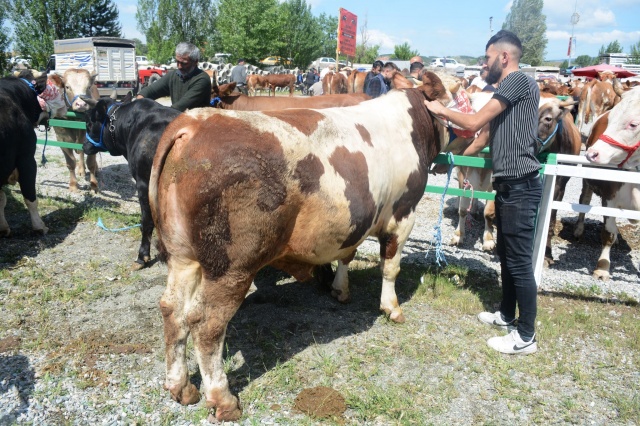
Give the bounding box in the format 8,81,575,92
426,152,454,266
40,126,49,166
97,217,141,232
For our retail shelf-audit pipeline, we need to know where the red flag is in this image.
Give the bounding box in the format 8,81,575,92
567,37,572,56
337,8,357,57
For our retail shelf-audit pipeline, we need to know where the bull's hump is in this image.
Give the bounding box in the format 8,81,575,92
262,109,325,136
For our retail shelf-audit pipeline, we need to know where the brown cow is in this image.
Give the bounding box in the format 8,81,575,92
322,71,348,95
247,74,268,96
576,87,640,280
53,69,100,192
347,70,367,93
148,73,450,421
264,73,296,96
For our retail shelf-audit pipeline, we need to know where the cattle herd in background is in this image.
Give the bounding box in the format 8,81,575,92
1,61,639,420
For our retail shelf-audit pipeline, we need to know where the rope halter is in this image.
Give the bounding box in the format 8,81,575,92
86,103,121,152
597,134,640,169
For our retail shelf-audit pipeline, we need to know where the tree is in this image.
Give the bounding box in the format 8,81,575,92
80,0,121,37
559,59,568,69
215,0,281,65
0,0,11,74
354,15,379,64
132,38,148,55
279,0,322,69
316,13,337,58
598,40,623,55
137,0,217,64
393,42,418,60
502,0,547,66
10,0,87,69
574,54,593,67
629,40,640,64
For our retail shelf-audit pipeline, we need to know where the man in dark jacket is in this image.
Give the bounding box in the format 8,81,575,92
136,42,211,111
364,60,386,98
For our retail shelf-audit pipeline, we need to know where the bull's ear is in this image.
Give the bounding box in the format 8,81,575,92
223,82,236,95
122,91,133,103
90,72,98,84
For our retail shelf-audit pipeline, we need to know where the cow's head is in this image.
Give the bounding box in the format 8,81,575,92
586,88,640,169
83,93,131,156
63,69,99,112
537,94,576,153
576,79,621,141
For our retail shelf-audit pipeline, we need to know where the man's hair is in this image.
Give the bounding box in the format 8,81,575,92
383,62,398,71
237,58,245,64
486,30,522,62
175,42,200,62
372,60,384,70
409,62,424,73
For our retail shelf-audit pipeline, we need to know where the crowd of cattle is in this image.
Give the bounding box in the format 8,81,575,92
1,64,639,421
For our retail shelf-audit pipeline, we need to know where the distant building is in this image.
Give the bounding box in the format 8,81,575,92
599,53,640,73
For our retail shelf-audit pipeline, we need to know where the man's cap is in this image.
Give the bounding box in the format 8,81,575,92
238,58,245,63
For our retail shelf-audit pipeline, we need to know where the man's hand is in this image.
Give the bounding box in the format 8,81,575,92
425,100,447,120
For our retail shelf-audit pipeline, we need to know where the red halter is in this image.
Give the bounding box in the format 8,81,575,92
597,134,640,169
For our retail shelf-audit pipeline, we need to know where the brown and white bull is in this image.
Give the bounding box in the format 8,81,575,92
148,73,449,421
264,73,296,96
53,69,100,191
579,88,640,280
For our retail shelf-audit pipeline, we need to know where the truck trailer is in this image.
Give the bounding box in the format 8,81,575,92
47,37,138,98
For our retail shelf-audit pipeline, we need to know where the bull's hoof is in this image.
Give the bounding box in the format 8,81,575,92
90,182,99,193
543,257,554,268
131,261,145,271
331,289,350,303
593,270,611,282
450,235,462,246
573,226,584,240
381,306,405,323
33,226,49,235
68,183,79,192
0,228,10,237
481,241,495,251
206,395,242,422
171,383,201,405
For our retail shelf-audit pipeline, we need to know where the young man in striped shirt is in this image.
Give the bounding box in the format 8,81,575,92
425,30,541,355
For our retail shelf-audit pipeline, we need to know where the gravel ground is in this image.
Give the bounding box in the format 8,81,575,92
1,124,639,425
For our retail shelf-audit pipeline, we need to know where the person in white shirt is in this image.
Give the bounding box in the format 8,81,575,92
319,64,335,80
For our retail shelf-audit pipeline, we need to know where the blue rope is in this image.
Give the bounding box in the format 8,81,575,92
97,217,141,232
41,127,49,166
426,152,454,266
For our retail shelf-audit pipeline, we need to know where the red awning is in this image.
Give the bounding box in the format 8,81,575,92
571,64,637,78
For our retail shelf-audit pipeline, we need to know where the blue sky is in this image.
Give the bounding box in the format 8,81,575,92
116,0,640,61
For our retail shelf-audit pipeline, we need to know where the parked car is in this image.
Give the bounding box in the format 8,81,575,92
260,56,291,66
561,65,579,77
136,56,150,67
310,57,337,70
429,57,460,69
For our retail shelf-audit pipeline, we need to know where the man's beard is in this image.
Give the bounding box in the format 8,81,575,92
484,58,502,85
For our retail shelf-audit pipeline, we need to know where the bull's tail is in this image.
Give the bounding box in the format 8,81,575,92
148,116,195,261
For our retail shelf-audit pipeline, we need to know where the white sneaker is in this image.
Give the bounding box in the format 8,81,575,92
487,330,537,355
477,311,516,331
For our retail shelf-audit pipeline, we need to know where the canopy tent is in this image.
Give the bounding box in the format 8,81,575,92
571,64,637,78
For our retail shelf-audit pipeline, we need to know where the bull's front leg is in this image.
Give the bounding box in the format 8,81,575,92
593,216,617,281
161,260,201,406
378,215,416,324
85,153,99,193
451,168,468,246
574,180,594,239
481,200,495,251
191,274,250,422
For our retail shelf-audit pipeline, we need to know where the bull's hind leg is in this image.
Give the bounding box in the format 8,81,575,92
482,200,496,251
191,274,251,422
378,214,416,324
61,148,79,191
593,216,617,281
16,155,48,234
330,251,356,303
160,259,202,406
0,190,9,236
574,181,594,239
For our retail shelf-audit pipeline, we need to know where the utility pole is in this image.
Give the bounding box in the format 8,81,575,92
568,1,579,67
489,16,493,39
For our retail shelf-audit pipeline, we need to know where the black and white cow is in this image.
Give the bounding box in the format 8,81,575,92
0,75,49,236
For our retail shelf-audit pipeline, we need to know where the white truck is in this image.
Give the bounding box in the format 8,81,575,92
47,37,138,97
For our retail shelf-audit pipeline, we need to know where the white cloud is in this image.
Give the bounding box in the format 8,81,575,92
366,29,410,52
575,29,640,44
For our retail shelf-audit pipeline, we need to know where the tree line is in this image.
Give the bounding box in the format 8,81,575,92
2,0,637,74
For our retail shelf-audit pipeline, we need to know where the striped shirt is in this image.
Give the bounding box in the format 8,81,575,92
489,71,541,180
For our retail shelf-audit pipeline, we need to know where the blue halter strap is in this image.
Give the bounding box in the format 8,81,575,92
537,118,563,153
20,78,38,94
85,103,120,152
210,96,221,107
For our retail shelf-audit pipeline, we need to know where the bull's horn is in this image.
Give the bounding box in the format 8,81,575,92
85,98,98,107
